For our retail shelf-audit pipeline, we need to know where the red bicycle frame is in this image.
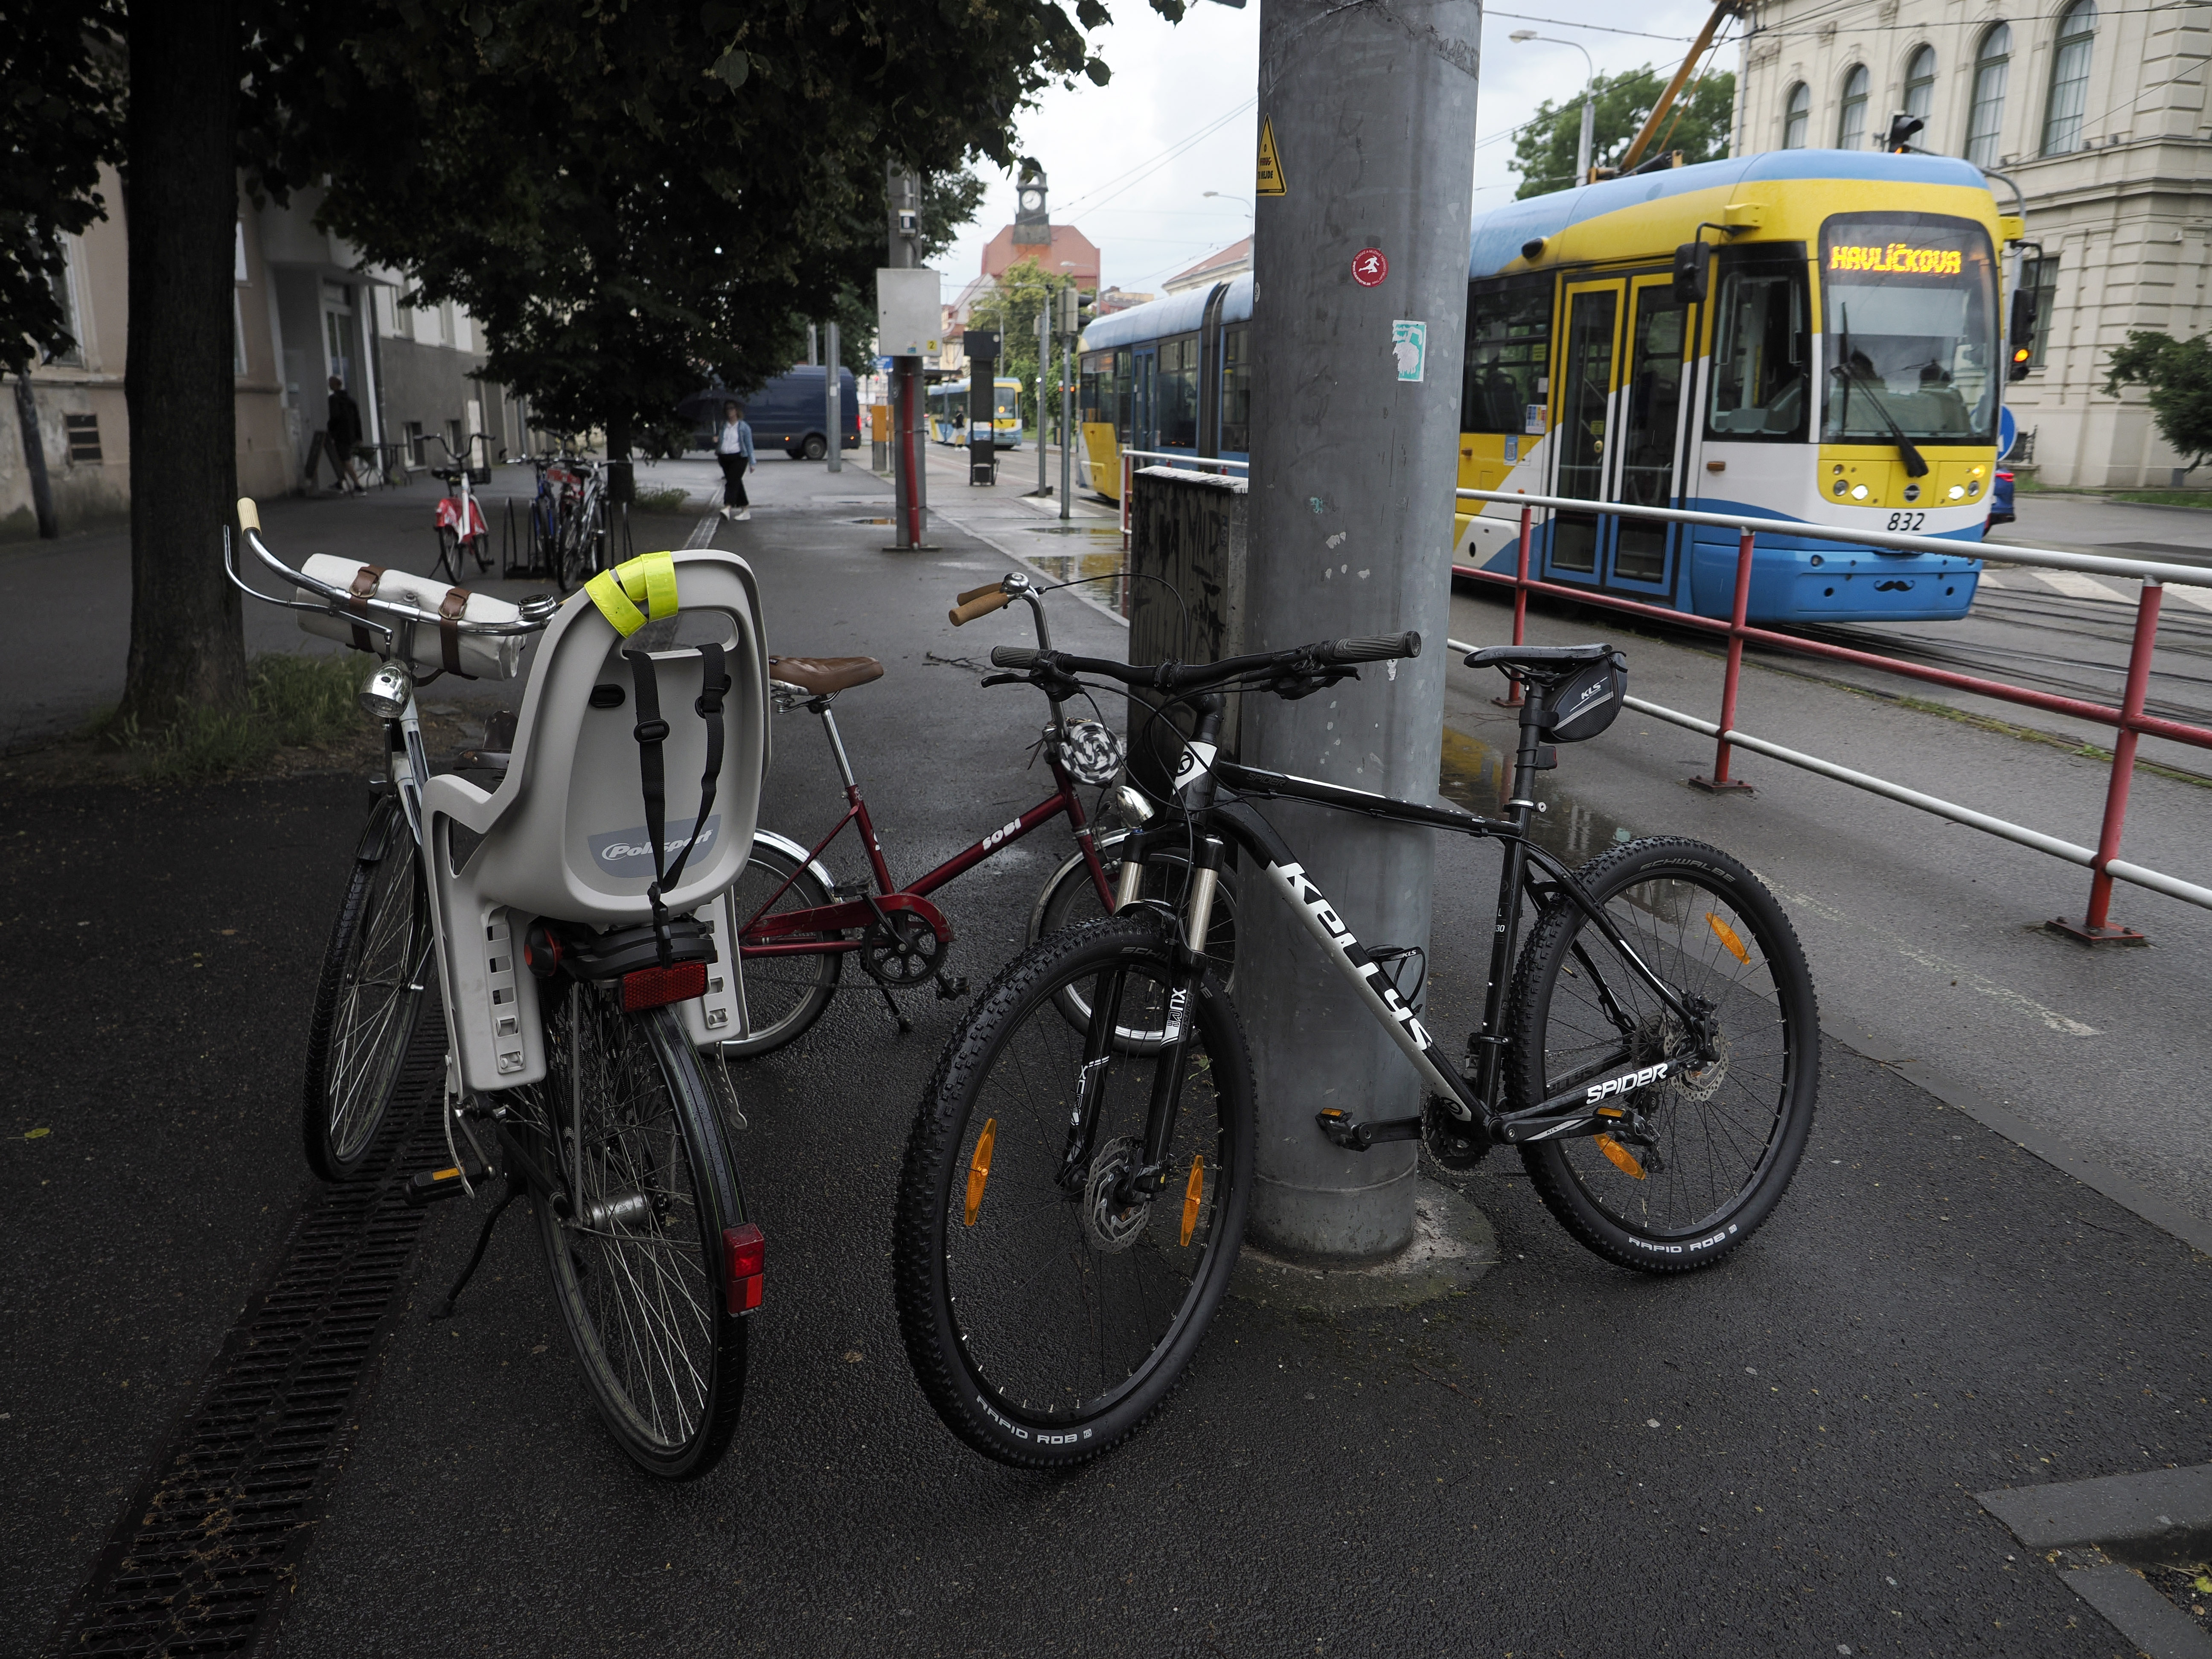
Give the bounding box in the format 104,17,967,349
739,723,1116,958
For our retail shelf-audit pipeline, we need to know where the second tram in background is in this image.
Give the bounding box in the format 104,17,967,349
1076,150,2022,625
927,377,1025,450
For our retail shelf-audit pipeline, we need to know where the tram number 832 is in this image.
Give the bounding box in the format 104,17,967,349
1885,511,1928,532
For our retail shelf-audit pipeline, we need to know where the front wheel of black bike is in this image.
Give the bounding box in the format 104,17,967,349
1029,835,1238,1051
527,985,753,1479
896,916,1254,1469
1504,837,1819,1274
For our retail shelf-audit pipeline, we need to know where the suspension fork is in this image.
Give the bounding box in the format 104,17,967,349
1130,833,1222,1193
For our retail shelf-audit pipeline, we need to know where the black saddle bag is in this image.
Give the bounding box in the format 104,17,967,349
1537,650,1627,743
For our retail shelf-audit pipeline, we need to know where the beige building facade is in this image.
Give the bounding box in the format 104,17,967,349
1735,0,2212,486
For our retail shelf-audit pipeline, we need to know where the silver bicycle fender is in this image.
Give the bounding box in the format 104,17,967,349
751,828,839,896
1028,828,1131,945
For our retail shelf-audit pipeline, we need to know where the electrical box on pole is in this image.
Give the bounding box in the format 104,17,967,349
877,256,941,549
1240,0,1481,1262
964,328,999,487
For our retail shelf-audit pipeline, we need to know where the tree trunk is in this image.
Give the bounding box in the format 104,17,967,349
12,374,58,538
119,0,246,727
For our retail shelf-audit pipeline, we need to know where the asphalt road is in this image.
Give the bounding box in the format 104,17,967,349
6,458,2206,1658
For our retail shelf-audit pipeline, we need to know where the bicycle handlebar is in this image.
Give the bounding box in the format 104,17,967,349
949,589,1012,626
987,630,1420,690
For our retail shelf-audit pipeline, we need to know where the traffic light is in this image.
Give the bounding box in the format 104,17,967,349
1884,113,1925,153
2008,283,2040,381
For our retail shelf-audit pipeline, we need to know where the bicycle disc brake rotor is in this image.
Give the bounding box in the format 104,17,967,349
1630,1009,1730,1104
861,911,946,986
1081,1135,1150,1253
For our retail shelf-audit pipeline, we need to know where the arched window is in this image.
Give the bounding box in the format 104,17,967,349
1966,23,2011,166
1783,81,1810,148
1903,45,1937,125
2043,0,2097,155
1837,65,1871,147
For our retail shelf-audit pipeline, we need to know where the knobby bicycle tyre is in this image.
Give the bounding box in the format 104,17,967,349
895,915,1254,1469
1503,837,1819,1274
1030,838,1238,1050
302,796,435,1181
525,985,751,1479
721,835,842,1058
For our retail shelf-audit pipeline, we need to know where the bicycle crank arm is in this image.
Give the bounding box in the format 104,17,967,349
406,1158,495,1206
1316,1109,1423,1151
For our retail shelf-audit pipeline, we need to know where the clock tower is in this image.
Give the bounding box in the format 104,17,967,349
1012,164,1049,246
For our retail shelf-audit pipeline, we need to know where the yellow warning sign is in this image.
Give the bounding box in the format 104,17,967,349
1256,117,1286,197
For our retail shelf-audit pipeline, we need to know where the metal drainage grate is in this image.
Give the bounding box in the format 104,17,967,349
52,1025,451,1656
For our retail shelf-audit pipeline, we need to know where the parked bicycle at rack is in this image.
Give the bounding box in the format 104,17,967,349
893,628,1819,1469
720,571,1235,1057
428,432,501,583
229,506,773,1479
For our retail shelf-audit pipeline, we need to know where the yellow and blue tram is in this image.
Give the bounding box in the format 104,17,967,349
926,377,1024,450
1077,151,2014,623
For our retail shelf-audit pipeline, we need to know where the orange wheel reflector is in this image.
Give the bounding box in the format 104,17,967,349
1179,1154,1206,1247
1704,911,1751,965
963,1118,997,1226
1594,1133,1646,1181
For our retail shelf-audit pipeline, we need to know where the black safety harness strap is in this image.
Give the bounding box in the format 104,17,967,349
625,640,730,966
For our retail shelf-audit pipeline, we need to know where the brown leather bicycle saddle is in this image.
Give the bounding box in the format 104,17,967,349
770,655,884,696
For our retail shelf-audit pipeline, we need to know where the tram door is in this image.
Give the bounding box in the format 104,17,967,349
1543,273,1691,596
1131,346,1159,453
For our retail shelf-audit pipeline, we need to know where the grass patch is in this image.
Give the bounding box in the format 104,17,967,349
2012,474,2212,509
632,485,690,513
1890,692,2210,788
90,652,366,781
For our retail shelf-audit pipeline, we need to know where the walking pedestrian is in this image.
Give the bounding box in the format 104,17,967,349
325,377,365,495
716,400,753,522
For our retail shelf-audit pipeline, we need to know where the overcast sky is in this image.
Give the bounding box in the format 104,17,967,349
938,0,1732,301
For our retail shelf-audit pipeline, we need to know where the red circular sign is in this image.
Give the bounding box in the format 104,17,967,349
1352,247,1388,287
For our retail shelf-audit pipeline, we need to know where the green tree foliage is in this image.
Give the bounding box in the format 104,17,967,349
968,255,1080,425
0,1,127,373
1509,67,1736,200
2102,331,2212,475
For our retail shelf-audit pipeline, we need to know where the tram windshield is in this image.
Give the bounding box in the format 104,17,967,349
1819,213,1998,445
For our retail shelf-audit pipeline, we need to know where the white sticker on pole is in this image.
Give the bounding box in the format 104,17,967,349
1392,320,1426,383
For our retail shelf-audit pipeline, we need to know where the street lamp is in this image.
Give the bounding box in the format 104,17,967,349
1202,190,1254,218
1509,29,1596,189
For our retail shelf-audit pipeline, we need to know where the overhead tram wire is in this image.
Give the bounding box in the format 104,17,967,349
1049,96,1259,220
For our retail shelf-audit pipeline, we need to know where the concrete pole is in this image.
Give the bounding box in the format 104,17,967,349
1576,94,1594,186
1060,332,1073,520
1240,0,1480,1263
824,321,842,472
1036,302,1050,496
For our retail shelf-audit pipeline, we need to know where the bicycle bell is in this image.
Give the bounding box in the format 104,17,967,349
1058,718,1126,786
358,659,414,720
517,592,560,624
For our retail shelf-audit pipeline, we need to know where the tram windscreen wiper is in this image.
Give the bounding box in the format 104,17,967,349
1831,304,1929,479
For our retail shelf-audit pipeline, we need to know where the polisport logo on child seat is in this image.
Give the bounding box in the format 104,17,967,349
587,818,720,878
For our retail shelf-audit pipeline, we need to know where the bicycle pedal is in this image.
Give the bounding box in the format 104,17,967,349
934,973,969,1001
1315,1110,1422,1152
832,881,873,901
405,1161,492,1207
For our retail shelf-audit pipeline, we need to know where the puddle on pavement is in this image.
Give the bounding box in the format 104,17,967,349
1438,726,1636,867
1025,524,1124,537
847,515,891,525
1023,548,1128,611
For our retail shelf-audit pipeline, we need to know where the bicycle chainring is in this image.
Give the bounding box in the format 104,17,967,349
1421,1093,1492,1170
1081,1135,1151,1253
860,911,948,987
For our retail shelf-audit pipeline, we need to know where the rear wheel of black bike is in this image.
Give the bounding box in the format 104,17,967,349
1029,836,1238,1050
528,983,751,1479
433,525,463,583
1504,837,1818,1274
302,796,434,1180
720,836,843,1058
896,916,1253,1468
558,504,595,590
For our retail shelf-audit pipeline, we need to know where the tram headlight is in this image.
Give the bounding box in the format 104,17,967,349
1850,484,1869,501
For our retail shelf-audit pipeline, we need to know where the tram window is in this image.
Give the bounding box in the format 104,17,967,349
1706,255,1809,442
1819,212,1997,444
1219,325,1252,453
1158,334,1199,448
1080,352,1110,425
1461,274,1552,434
1113,352,1133,442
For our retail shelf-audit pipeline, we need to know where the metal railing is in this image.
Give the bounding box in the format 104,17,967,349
1451,487,2212,942
1119,449,1248,549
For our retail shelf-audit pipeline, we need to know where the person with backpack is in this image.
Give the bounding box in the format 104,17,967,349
325,376,366,495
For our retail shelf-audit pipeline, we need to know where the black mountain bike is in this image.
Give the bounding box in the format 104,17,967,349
894,633,1819,1468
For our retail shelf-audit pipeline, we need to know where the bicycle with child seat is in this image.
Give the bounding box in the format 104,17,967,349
227,507,773,1479
721,570,1236,1057
429,432,500,582
893,629,1820,1469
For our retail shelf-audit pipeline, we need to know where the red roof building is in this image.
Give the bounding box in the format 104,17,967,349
978,223,1101,290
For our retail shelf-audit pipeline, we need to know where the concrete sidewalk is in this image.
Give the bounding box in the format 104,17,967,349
8,453,2208,1659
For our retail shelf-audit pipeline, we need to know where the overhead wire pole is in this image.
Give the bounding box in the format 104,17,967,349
824,320,841,473
881,162,936,549
1239,0,1482,1262
1059,281,1075,521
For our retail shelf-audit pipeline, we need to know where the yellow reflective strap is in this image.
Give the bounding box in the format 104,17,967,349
584,550,680,637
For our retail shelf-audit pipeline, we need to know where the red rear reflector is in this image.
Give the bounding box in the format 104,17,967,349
723,1223,764,1314
622,960,707,1011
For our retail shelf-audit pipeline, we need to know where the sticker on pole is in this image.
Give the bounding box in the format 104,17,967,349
1256,117,1287,197
1352,248,1388,288
1392,320,1427,382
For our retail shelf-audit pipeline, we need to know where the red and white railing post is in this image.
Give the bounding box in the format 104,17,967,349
1493,503,1533,709
1691,527,1758,792
2052,579,2163,946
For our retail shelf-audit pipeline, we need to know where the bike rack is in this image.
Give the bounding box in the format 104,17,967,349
1450,487,2212,944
